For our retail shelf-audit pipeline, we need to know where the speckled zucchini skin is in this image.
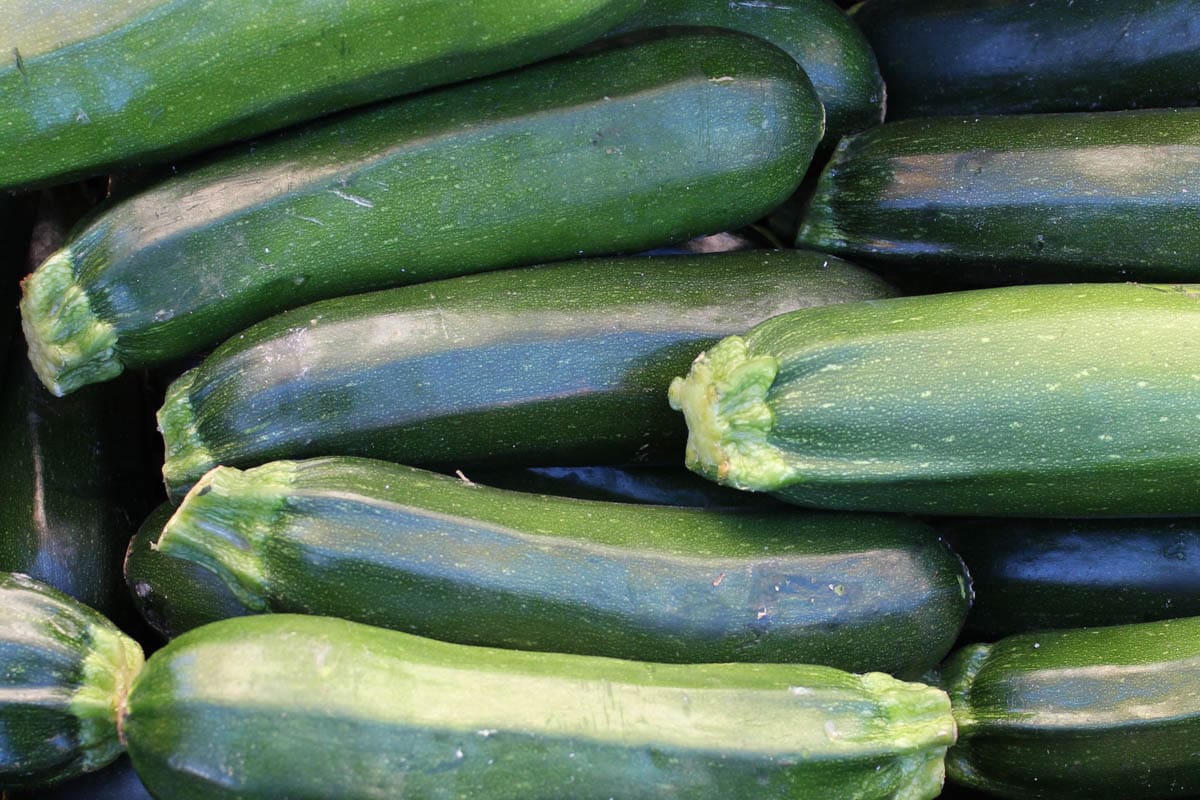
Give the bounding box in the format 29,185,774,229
945,518,1200,641
668,282,1200,516
610,0,884,147
122,614,956,800
21,30,823,395
854,0,1200,119
0,0,644,190
153,457,970,675
0,573,143,789
796,109,1200,285
157,250,892,498
123,505,253,640
940,617,1200,799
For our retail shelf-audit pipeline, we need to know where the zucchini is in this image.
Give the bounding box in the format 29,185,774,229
153,457,970,675
0,0,644,190
157,250,894,499
668,282,1200,516
940,616,1200,799
123,505,254,640
944,518,1200,642
21,30,824,396
795,109,1200,285
123,614,956,800
0,573,143,788
4,757,152,800
854,0,1200,119
609,0,884,147
0,332,156,623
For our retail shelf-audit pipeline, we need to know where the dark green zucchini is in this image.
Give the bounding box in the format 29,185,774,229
940,616,1200,799
0,573,143,788
21,29,824,396
3,757,152,800
154,457,970,675
943,518,1200,642
123,505,253,641
0,333,157,623
668,282,1200,516
854,0,1200,119
468,465,782,507
609,0,884,147
0,0,644,190
157,250,894,498
795,109,1200,285
123,614,956,800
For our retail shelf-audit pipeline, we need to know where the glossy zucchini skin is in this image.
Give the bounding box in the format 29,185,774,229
21,30,824,396
944,518,1200,642
0,335,154,622
0,0,644,190
157,250,894,498
3,757,152,800
469,465,781,507
123,614,956,800
668,282,1200,516
610,0,884,147
155,457,970,675
941,617,1200,799
0,573,143,789
795,109,1200,285
123,505,253,641
854,0,1200,119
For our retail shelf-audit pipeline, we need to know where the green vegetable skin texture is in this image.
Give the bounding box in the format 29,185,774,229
668,282,1200,516
0,335,155,623
158,250,893,498
945,518,1200,641
0,574,142,788
155,457,970,675
123,614,956,800
854,0,1200,119
22,31,824,396
0,0,644,190
795,109,1200,285
941,616,1200,799
471,465,780,507
610,0,884,146
124,505,254,640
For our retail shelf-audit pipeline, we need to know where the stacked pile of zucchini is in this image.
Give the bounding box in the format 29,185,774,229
3,1,1200,798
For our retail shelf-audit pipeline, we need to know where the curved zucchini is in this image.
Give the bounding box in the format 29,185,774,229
21,30,824,396
0,573,143,788
795,109,1200,285
609,0,884,147
668,282,1200,516
123,614,956,800
157,250,894,498
123,505,253,641
854,0,1200,119
944,518,1200,641
153,457,970,675
940,617,1200,799
0,0,644,190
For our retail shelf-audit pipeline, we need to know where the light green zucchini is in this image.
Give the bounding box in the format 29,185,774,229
122,614,956,799
669,282,1200,516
